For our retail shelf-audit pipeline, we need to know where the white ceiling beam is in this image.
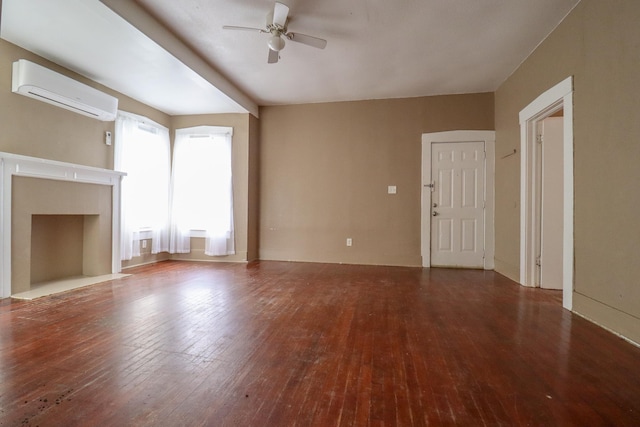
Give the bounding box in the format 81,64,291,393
99,0,259,118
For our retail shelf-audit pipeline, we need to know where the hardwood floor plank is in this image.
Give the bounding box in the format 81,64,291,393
1,260,640,426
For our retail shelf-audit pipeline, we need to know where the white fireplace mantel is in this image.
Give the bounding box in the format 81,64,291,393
0,152,126,298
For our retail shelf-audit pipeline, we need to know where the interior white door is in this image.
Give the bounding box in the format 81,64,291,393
430,141,485,268
538,117,564,289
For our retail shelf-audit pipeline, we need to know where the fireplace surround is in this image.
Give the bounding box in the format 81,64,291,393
0,152,125,298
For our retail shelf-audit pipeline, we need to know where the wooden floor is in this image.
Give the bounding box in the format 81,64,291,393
1,261,639,426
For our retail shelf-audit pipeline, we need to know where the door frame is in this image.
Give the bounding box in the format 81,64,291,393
421,130,495,269
519,76,574,310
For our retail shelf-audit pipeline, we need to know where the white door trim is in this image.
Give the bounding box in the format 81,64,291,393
519,76,574,310
421,130,495,269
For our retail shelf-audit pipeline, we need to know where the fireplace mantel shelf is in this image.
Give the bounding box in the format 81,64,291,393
0,152,126,298
0,151,125,186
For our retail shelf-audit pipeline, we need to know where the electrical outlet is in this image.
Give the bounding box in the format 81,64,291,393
346,238,352,247
388,185,397,194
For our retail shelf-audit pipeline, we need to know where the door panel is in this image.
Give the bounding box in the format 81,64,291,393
461,219,476,251
462,168,477,207
438,168,453,208
437,219,453,251
431,141,485,268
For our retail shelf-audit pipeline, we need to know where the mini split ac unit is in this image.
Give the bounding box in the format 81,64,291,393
12,59,118,121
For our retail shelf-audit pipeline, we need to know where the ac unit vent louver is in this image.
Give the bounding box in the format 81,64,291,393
12,59,118,121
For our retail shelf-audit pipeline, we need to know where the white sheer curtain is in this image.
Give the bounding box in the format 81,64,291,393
115,111,170,260
169,126,235,256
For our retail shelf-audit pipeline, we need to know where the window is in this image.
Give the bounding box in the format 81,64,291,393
115,112,170,260
169,126,234,256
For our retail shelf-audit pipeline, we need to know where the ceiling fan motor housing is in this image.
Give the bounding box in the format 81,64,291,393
268,33,285,51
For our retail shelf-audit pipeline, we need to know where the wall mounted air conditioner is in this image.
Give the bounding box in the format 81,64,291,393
12,59,118,121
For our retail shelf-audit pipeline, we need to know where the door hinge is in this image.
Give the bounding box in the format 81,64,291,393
535,256,541,267
536,134,543,144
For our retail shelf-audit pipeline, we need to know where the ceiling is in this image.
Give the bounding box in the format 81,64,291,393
1,0,581,116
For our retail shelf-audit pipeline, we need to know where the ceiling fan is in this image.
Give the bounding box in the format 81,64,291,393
223,1,327,64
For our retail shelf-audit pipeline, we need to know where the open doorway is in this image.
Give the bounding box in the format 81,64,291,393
519,77,574,310
537,113,564,290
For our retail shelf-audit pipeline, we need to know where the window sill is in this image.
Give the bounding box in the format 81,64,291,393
138,228,153,239
190,230,207,238
136,228,207,239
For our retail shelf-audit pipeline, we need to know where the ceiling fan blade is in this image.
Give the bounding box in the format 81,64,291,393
268,48,279,64
288,32,327,49
222,25,266,33
272,2,289,28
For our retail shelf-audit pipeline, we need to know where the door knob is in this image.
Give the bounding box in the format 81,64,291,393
432,211,439,216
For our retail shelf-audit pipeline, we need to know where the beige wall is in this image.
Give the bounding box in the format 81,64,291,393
259,94,494,266
495,0,640,342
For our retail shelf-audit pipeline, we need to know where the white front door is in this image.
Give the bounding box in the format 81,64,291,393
538,117,564,289
430,141,485,268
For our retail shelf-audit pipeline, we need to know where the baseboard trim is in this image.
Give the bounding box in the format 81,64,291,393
573,292,640,348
